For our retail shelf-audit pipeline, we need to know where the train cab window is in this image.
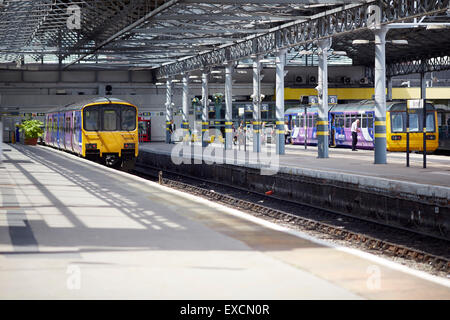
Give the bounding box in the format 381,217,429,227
103,109,118,131
409,113,419,132
426,113,435,132
84,108,100,131
391,113,404,133
121,107,136,131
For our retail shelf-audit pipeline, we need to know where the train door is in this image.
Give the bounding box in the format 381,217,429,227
330,113,336,147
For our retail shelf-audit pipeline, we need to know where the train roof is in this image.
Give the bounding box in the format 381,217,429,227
46,97,134,113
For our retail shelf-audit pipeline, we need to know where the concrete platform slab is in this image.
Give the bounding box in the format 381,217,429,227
0,144,449,299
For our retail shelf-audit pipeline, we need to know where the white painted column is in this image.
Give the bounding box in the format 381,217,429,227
374,26,388,164
165,77,173,144
275,49,287,155
252,55,261,153
182,73,190,143
225,62,233,150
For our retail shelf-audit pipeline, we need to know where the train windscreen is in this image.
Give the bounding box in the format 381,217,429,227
84,104,136,131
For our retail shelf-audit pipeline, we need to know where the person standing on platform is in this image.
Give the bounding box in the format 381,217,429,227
351,119,360,151
169,120,176,144
284,121,292,144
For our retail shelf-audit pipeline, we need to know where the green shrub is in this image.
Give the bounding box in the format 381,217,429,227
19,120,44,139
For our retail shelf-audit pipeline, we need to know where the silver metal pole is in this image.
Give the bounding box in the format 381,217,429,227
374,27,387,164
165,77,173,144
252,55,261,153
275,49,286,155
182,73,190,143
387,76,393,101
202,70,209,147
225,62,233,150
317,39,331,158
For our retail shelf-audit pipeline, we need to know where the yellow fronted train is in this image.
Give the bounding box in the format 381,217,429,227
44,97,138,170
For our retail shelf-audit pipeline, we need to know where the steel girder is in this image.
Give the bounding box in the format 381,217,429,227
387,55,450,76
156,0,450,78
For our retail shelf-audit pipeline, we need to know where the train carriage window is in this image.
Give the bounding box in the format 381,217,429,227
391,113,404,133
308,115,313,127
426,113,435,132
408,113,419,132
350,114,357,127
103,109,118,131
367,114,374,128
84,107,100,131
121,106,136,131
299,116,304,128
294,116,299,127
345,115,351,128
362,114,367,128
313,114,318,127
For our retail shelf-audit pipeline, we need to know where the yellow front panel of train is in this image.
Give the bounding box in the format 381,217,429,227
82,131,138,157
386,111,439,152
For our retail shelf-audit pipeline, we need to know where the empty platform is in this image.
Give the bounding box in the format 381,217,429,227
0,144,449,299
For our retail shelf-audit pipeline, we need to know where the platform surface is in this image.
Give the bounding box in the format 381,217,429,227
0,144,449,299
140,142,450,194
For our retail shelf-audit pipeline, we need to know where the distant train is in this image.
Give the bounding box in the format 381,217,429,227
285,100,439,152
44,97,139,169
436,105,450,152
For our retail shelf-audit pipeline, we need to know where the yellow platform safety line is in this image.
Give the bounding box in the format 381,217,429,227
374,121,386,126
316,121,328,125
316,131,329,136
225,129,232,133
276,121,284,125
202,129,208,132
252,121,262,125
202,122,209,125
225,122,233,125
375,133,386,138
276,130,285,134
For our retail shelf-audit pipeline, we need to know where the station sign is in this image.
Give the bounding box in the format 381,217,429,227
261,104,269,112
305,95,338,105
245,104,252,112
407,99,424,109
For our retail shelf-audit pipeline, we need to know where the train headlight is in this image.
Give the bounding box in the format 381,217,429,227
86,143,97,150
426,135,436,140
391,135,402,141
124,143,135,149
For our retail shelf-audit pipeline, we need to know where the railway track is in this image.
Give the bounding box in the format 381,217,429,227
133,162,449,276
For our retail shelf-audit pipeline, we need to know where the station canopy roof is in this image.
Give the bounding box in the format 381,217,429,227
0,0,449,75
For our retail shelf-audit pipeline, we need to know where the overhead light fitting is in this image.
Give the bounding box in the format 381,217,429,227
352,40,370,45
390,39,408,45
